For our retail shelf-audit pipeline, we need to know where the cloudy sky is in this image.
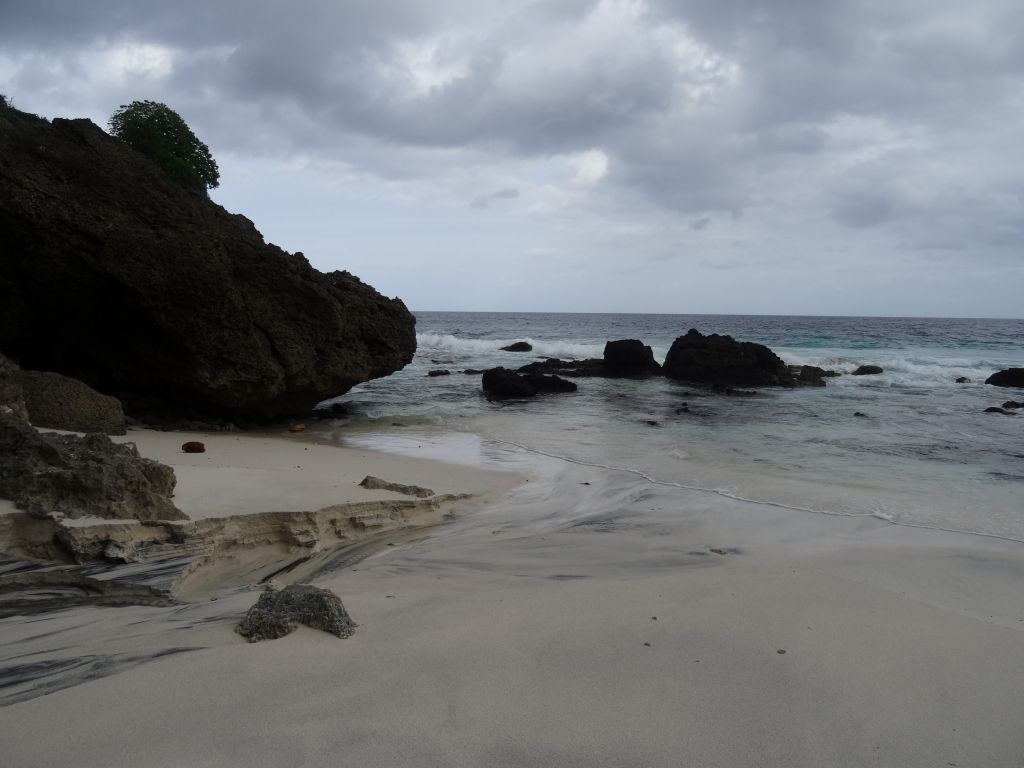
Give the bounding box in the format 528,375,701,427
2,1,1022,317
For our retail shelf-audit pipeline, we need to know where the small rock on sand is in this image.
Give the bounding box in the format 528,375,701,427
236,584,356,642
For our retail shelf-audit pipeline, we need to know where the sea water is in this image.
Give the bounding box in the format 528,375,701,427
327,313,1024,541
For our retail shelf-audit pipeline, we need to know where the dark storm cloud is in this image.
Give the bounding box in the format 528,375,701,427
3,0,1023,258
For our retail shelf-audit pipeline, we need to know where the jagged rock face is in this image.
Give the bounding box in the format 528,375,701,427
18,369,127,435
0,117,415,421
0,354,28,422
237,584,357,642
986,368,1024,388
0,414,184,521
663,329,796,388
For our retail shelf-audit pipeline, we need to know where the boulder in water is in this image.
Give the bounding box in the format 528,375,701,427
501,341,533,352
662,329,796,388
482,367,576,398
986,369,1024,388
852,365,884,376
603,339,662,377
788,365,838,387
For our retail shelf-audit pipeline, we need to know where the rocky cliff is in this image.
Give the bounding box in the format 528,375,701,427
0,111,415,421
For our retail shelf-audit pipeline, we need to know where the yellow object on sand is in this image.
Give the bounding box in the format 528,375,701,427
289,423,306,433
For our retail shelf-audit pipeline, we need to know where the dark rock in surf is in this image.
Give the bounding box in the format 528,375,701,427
1003,401,1023,409
852,365,884,376
427,369,451,377
18,369,126,435
482,367,537,399
955,377,971,384
463,369,485,375
311,402,350,420
603,339,662,377
0,413,183,521
237,584,356,642
482,367,576,399
524,373,577,393
984,407,1015,415
986,369,1024,388
788,365,838,387
517,358,605,377
662,329,796,388
854,411,869,418
0,115,415,423
501,342,533,352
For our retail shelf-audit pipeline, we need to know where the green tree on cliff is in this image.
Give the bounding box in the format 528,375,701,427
108,100,219,193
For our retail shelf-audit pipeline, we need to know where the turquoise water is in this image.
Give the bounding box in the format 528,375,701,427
327,313,1024,541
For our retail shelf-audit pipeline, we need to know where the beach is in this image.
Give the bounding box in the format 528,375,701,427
2,427,1023,767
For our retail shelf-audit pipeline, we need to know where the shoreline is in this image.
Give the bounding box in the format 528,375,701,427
2,426,1023,766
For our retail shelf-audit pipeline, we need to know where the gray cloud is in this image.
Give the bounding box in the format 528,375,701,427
2,0,1022,314
470,187,520,209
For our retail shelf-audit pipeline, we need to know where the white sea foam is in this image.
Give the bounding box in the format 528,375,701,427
417,333,603,361
777,347,1004,386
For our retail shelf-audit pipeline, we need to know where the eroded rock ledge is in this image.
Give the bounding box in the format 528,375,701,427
0,492,469,606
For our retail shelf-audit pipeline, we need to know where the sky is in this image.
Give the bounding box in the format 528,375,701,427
2,0,1022,317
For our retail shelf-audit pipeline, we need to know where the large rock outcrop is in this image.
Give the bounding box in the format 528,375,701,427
0,113,415,421
0,414,183,521
662,329,796,388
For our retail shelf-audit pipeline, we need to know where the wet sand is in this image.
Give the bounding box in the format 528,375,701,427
1,432,1023,767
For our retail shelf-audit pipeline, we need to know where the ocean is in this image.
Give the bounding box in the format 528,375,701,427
324,312,1024,542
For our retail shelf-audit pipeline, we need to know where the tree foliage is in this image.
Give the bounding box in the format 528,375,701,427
108,100,219,193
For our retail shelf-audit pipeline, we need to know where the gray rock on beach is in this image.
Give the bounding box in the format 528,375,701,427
0,413,183,521
236,584,357,642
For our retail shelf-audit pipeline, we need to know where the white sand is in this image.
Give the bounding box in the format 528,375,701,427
115,428,515,518
2,434,1023,767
